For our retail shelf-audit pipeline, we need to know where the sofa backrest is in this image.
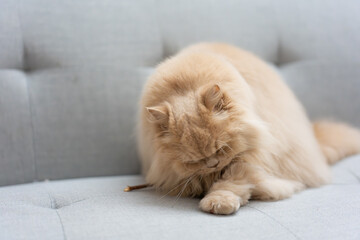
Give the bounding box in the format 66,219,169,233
1,0,359,186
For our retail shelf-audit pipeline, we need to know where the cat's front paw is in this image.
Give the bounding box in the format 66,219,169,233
199,190,240,215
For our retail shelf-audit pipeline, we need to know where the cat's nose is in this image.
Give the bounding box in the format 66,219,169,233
206,158,219,168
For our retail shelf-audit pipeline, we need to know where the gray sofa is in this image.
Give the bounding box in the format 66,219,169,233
1,0,359,239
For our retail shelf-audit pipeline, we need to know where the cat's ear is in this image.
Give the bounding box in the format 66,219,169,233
202,84,224,111
146,105,169,123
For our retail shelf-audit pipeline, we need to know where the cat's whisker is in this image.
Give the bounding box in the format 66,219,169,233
175,178,191,200
159,177,190,200
199,174,203,183
159,171,200,201
170,178,192,206
172,174,196,207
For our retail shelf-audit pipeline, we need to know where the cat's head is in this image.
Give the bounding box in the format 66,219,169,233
145,83,265,193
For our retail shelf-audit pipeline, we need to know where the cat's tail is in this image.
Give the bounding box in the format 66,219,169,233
313,121,360,165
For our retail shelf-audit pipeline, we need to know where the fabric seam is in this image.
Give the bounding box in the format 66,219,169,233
17,0,39,182
44,184,67,240
247,205,301,240
55,210,68,240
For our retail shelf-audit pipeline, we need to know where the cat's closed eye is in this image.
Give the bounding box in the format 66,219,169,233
216,148,224,156
185,147,226,165
216,146,230,156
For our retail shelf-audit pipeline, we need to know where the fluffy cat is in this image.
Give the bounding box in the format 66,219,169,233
137,43,360,215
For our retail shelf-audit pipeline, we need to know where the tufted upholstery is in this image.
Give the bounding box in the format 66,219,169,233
0,1,360,239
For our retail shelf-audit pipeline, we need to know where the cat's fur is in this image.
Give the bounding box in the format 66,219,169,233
137,43,360,215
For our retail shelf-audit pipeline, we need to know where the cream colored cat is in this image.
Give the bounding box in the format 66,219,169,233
137,43,360,215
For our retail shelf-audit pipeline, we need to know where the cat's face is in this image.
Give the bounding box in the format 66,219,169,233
146,84,257,179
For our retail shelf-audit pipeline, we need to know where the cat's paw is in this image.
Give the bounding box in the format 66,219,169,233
199,190,240,215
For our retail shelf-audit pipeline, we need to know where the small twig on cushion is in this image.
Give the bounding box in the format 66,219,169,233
124,184,152,192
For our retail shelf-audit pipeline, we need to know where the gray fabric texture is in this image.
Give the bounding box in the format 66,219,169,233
0,0,359,185
156,0,360,64
274,0,360,64
0,155,359,240
27,67,151,181
156,0,279,62
280,61,360,127
18,0,163,69
0,70,35,186
0,1,23,69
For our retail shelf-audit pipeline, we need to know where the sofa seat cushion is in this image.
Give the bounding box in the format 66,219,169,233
1,155,359,240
